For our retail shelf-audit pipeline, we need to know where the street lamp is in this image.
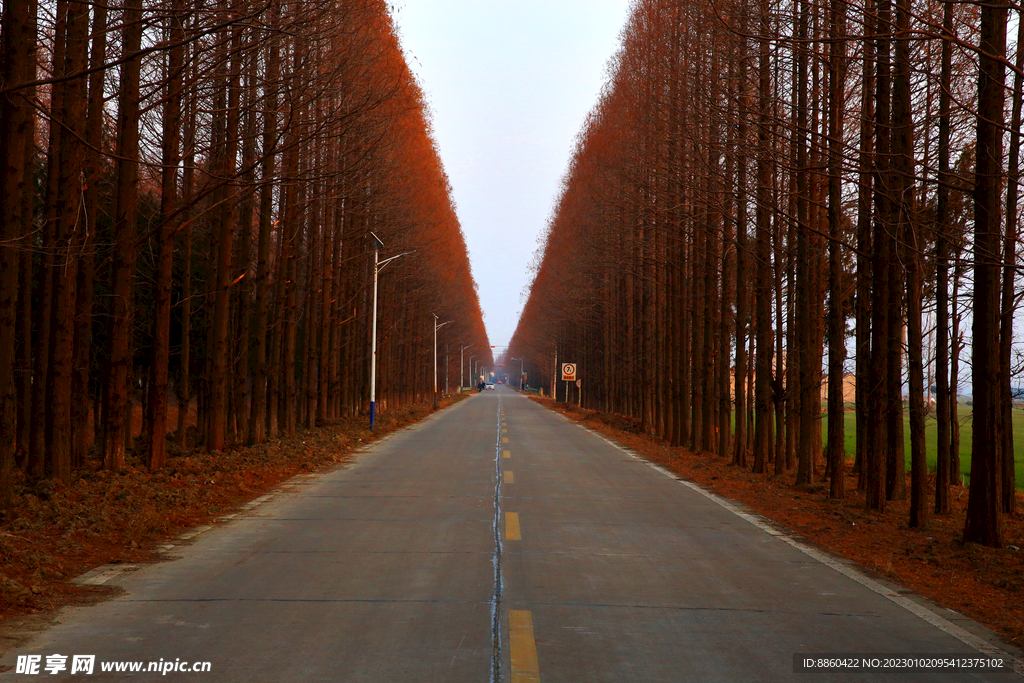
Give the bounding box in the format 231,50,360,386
511,357,525,390
460,343,473,391
369,232,412,430
432,314,452,408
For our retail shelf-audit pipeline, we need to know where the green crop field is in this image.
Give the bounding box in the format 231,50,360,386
820,405,1024,491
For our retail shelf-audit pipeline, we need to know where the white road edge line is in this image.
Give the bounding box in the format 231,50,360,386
575,423,1023,675
71,564,141,586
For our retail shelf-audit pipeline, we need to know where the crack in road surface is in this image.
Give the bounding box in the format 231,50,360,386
490,398,504,683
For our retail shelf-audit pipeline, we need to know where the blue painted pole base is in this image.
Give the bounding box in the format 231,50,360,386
370,401,376,430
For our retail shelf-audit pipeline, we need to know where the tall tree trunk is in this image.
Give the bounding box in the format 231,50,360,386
950,254,964,485
249,8,280,444
207,11,242,452
105,0,144,472
795,0,814,487
31,0,66,480
998,5,1024,515
733,122,749,468
234,55,257,438
893,0,923,525
933,0,954,513
866,0,891,511
72,0,108,468
0,0,35,504
753,0,774,475
47,0,91,484
732,24,750,467
964,0,1008,548
148,0,185,470
854,0,875,486
827,0,847,500
719,78,735,461
176,56,197,448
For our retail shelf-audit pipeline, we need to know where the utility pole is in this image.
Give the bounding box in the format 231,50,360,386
460,343,473,391
370,233,382,429
552,347,557,399
368,232,411,430
512,357,525,390
432,314,451,408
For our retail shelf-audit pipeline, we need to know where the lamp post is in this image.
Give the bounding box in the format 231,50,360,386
511,357,525,390
368,232,411,430
460,343,473,391
432,314,451,408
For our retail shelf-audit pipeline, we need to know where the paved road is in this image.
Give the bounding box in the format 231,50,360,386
2,388,1020,681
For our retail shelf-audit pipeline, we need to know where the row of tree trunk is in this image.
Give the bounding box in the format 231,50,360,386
0,0,490,507
508,0,1019,546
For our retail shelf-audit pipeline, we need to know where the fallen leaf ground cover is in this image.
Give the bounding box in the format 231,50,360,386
0,394,467,628
533,396,1024,650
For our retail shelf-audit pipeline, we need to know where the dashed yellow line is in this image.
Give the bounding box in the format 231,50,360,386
502,428,507,434
505,512,521,540
504,471,514,484
508,610,541,683
502,450,511,459
502,437,509,444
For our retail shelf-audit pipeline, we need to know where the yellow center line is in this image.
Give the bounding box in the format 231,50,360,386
504,471,514,484
508,610,541,683
505,512,521,540
502,437,509,443
502,429,507,434
502,450,511,459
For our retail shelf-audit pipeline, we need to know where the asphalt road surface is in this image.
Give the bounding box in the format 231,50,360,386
2,387,1021,681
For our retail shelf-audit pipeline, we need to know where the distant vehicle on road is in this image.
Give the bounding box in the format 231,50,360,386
486,383,495,390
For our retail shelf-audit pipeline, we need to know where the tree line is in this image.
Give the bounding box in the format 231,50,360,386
0,0,490,506
508,0,1020,546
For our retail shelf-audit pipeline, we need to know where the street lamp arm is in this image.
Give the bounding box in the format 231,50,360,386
377,250,415,272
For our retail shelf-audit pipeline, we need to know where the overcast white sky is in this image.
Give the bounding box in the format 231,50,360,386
390,0,633,349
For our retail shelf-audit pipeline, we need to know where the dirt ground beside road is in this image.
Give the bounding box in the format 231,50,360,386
0,394,468,648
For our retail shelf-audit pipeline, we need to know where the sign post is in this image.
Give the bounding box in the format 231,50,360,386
561,363,576,404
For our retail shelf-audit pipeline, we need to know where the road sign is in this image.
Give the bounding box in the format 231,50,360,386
561,363,576,381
